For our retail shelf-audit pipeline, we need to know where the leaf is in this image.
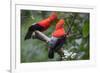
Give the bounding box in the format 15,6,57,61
82,20,89,38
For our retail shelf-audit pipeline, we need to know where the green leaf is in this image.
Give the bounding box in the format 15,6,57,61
82,20,89,38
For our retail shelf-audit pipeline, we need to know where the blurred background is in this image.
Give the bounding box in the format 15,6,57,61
21,10,89,63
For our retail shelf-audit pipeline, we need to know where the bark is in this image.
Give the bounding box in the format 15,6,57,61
32,31,50,43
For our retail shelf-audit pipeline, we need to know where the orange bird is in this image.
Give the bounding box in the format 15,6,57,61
24,12,57,40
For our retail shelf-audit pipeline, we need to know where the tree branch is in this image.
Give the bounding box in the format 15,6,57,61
32,31,50,43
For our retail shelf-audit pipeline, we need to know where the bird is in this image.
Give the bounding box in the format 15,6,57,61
24,12,57,40
48,19,66,59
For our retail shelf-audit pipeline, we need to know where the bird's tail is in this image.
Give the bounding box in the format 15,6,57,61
24,31,33,40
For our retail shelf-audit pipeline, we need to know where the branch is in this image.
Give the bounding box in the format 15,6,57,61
32,31,50,43
65,14,78,36
66,33,82,39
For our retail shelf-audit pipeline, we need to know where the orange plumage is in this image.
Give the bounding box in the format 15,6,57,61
38,12,57,30
52,19,66,38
